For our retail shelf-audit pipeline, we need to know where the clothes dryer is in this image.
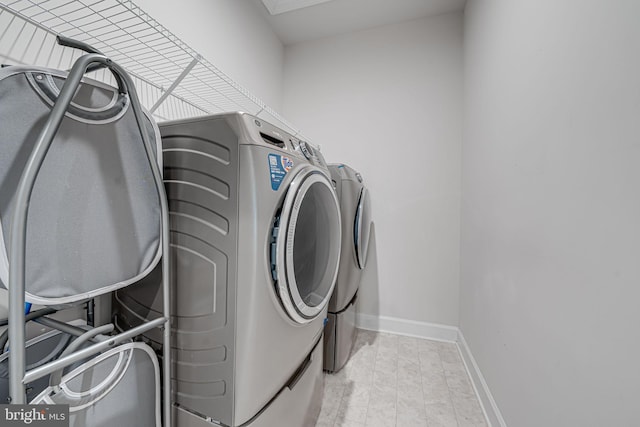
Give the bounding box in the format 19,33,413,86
324,164,372,372
114,112,342,427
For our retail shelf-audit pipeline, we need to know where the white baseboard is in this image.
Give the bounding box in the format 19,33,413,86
457,331,507,427
355,313,506,427
356,313,459,342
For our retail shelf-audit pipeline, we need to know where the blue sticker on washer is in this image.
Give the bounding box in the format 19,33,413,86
268,154,293,191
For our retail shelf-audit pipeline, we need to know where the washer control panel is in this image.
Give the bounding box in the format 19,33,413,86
299,141,314,160
251,115,327,168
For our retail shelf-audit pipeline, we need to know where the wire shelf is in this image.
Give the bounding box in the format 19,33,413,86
0,0,303,135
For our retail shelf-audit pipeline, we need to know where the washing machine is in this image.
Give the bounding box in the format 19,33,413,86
113,112,342,427
323,164,372,372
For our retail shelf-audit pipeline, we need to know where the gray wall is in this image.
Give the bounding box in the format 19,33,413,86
283,13,463,327
133,0,285,111
461,0,640,425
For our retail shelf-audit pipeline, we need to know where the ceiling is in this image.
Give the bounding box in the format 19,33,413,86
253,0,466,45
260,0,336,15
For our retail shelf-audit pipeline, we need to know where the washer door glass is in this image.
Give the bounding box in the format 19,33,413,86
354,187,372,269
274,167,341,324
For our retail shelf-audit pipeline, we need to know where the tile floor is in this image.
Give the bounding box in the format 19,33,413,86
316,329,488,427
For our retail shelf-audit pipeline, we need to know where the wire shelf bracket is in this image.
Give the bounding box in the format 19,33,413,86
149,54,200,115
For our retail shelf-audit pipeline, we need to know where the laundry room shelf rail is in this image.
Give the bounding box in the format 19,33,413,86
0,0,301,134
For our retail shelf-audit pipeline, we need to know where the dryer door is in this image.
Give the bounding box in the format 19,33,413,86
354,187,372,269
272,166,342,324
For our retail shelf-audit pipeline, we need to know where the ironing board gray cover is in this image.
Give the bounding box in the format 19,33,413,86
0,329,71,403
31,342,160,427
0,65,162,305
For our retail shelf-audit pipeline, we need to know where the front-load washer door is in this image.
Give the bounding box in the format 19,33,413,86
354,187,372,269
272,166,342,324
